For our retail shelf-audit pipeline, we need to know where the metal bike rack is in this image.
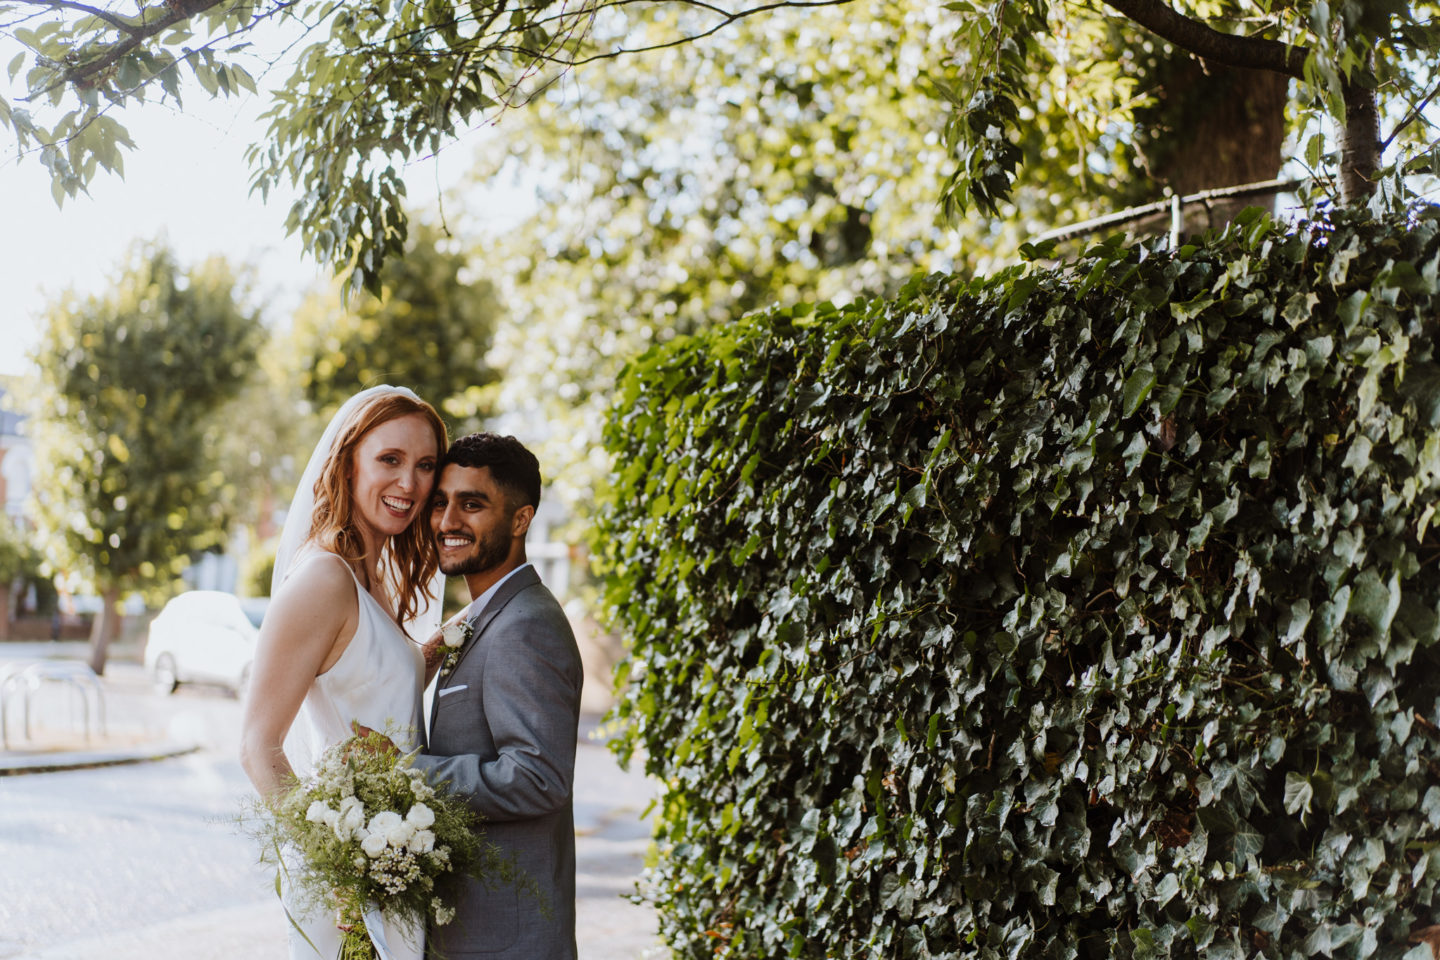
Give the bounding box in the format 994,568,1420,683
0,660,107,750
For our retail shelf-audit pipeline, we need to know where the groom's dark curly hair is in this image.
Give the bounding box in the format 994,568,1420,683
444,433,542,512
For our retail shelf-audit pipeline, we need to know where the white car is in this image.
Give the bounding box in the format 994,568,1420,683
144,591,266,696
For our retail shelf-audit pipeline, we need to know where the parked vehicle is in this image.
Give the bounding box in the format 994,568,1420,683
144,591,266,696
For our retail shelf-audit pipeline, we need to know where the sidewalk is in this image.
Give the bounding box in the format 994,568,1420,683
1,643,211,775
1,644,666,959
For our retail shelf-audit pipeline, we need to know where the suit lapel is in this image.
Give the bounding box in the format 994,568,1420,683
428,566,541,742
444,565,541,688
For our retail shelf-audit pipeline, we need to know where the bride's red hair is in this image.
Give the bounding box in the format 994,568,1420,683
307,392,447,627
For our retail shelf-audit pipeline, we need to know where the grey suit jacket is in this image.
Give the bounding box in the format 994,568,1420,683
411,565,583,960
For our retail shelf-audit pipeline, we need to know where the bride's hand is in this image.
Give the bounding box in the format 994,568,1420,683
347,721,399,758
421,611,468,684
421,627,447,672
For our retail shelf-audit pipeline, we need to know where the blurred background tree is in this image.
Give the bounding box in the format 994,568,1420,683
0,513,43,639
213,339,309,599
459,1,966,517
286,219,501,428
29,244,263,672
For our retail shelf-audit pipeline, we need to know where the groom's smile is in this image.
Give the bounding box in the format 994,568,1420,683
430,464,521,578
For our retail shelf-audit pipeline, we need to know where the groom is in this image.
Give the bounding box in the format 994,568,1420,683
411,432,584,960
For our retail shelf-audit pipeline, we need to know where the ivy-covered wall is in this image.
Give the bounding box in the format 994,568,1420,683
595,208,1440,960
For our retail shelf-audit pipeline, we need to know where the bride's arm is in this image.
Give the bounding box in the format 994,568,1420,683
239,559,358,798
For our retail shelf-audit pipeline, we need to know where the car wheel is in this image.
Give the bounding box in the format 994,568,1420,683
153,653,179,695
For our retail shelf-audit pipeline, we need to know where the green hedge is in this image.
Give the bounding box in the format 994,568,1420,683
595,207,1440,960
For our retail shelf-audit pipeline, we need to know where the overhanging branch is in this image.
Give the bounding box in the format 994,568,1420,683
48,0,234,91
1101,0,1308,79
563,0,854,66
11,0,139,35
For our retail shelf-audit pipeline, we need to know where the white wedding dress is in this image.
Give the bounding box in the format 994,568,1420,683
281,550,428,960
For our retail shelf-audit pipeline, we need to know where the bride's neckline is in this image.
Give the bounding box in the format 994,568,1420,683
312,549,406,634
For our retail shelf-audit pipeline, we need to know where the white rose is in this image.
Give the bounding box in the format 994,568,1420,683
339,797,367,834
405,803,435,829
386,819,417,847
367,811,403,837
441,622,467,646
407,829,435,854
305,801,330,824
361,832,388,858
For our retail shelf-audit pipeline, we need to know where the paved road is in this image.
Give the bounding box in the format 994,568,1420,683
0,653,665,959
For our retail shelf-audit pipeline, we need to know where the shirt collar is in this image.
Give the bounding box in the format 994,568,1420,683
464,562,533,623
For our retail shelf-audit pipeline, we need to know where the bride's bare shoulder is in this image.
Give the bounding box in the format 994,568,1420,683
267,553,357,630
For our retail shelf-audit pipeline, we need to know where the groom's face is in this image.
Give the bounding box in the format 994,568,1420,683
430,464,519,577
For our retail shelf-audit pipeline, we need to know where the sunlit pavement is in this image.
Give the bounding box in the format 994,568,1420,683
0,646,665,959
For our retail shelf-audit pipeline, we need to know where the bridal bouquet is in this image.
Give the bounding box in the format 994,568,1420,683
247,730,506,960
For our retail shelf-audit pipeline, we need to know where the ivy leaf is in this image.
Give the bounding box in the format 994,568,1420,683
1284,772,1315,817
1348,569,1400,636
1422,787,1440,829
1400,363,1440,427
1122,367,1157,418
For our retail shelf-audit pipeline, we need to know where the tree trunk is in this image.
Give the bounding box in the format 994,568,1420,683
1339,78,1381,205
88,587,122,675
1135,56,1289,229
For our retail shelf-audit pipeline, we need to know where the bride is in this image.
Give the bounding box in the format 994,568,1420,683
239,385,447,960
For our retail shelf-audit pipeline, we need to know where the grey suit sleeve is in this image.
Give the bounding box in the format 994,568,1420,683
412,609,582,822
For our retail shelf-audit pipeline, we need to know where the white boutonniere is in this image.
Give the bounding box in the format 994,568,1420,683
436,620,472,679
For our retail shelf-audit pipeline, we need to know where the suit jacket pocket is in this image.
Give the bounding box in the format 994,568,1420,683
434,684,479,709
449,875,519,954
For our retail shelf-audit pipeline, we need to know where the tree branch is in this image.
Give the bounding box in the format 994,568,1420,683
49,0,235,90
1381,74,1440,151
11,0,139,35
1100,0,1308,79
560,0,857,67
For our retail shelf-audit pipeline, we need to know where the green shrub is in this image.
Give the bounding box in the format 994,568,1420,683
595,207,1440,959
239,534,277,599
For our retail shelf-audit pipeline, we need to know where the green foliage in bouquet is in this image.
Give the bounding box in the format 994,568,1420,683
595,206,1440,958
244,731,513,960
